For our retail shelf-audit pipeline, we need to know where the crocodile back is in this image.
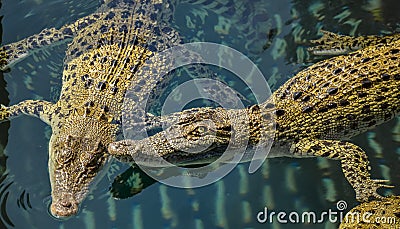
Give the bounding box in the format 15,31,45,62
269,36,400,142
57,1,182,127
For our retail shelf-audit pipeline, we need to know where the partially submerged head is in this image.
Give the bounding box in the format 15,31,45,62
110,107,253,166
48,133,111,218
162,108,237,164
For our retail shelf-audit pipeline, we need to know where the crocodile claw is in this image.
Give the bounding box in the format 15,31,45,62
355,179,394,202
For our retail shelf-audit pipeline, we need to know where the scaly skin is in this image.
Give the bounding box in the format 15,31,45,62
109,32,400,202
339,196,400,228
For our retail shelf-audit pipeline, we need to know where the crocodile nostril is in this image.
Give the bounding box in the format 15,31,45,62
60,201,72,208
50,200,79,218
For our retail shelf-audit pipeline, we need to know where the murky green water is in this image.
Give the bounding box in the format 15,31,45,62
0,0,398,228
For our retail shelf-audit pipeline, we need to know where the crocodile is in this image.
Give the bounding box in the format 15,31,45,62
0,0,179,218
339,195,400,228
1,0,398,221
0,0,256,218
109,31,400,203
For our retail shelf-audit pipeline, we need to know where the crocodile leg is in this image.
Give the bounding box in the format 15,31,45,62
0,27,74,71
0,11,105,71
110,165,156,199
0,100,55,124
291,139,393,202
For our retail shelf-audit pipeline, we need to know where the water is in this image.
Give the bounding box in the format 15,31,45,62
0,0,399,228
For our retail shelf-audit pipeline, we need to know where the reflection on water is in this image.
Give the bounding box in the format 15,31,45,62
0,0,398,228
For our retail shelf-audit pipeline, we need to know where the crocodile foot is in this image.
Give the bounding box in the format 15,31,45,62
292,139,394,202
355,179,394,202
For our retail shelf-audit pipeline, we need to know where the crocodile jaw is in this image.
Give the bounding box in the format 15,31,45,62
48,153,82,218
48,150,111,218
47,118,115,218
47,154,88,218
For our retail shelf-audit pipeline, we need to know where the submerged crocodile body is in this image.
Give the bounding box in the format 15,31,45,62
109,31,400,202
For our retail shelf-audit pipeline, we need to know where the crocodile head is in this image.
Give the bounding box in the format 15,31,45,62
110,106,263,166
48,118,115,218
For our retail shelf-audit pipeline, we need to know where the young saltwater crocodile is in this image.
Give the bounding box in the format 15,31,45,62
109,31,400,203
0,0,253,218
0,0,180,218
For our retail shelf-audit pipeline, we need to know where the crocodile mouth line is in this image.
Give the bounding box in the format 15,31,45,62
161,145,230,166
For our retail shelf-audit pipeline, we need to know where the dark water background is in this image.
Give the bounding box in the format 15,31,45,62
0,0,399,228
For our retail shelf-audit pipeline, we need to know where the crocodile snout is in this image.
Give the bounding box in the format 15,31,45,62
50,195,79,218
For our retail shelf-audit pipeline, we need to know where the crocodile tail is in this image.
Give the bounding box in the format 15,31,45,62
308,30,359,55
308,30,400,56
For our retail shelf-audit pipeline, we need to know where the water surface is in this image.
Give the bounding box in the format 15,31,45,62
0,0,399,228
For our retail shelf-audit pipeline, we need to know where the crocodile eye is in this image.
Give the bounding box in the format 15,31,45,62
196,126,207,133
193,125,209,136
57,148,74,164
65,135,74,147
